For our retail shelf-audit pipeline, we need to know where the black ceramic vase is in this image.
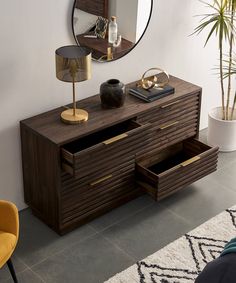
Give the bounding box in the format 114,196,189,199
100,79,125,109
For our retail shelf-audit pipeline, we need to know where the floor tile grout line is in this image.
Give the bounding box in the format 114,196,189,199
94,202,194,265
0,256,29,282
201,171,236,195
89,201,155,233
86,201,193,263
212,181,236,195
28,267,47,283
30,227,137,281
199,129,236,170
29,230,100,270
29,229,136,279
157,177,236,232
17,196,191,270
87,223,98,232
157,202,194,227
15,255,31,271
0,273,10,282
2,268,31,283
101,233,137,263
216,159,236,171
29,250,65,271
157,178,236,228
29,202,153,271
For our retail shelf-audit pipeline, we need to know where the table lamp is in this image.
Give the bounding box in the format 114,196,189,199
55,45,91,124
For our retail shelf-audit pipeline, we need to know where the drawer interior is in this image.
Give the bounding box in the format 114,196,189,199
136,139,218,201
62,119,140,154
147,140,211,175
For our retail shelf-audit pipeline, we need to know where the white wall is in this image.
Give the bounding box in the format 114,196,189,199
136,0,152,41
109,0,116,17
109,0,139,43
0,0,220,210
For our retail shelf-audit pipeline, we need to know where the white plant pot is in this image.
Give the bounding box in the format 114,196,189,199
208,107,236,152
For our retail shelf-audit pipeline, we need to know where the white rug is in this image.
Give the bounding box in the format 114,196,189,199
105,205,236,283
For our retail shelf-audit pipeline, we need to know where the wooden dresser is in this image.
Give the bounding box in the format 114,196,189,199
20,76,218,234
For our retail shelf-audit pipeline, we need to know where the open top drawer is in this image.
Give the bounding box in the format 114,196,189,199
61,119,151,178
136,139,219,201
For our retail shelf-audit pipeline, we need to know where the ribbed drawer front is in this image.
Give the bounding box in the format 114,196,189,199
61,120,151,178
137,94,200,158
136,139,219,201
137,94,199,123
60,157,137,227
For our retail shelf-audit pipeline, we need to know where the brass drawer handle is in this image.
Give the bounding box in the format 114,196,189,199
103,133,128,145
161,100,181,109
181,156,200,167
159,121,179,130
89,174,113,186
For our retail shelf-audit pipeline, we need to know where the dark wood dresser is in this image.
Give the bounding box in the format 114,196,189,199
20,76,218,234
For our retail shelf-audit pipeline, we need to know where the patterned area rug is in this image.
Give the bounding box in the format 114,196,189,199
105,206,236,283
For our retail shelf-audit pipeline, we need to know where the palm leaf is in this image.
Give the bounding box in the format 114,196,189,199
193,0,232,47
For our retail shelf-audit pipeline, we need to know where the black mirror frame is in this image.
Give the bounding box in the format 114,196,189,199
71,0,154,63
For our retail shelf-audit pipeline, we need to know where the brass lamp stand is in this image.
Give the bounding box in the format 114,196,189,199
55,45,92,124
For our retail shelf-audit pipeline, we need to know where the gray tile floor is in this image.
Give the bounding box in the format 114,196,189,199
1,129,236,283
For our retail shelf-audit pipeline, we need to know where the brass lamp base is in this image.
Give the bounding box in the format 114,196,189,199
61,109,88,124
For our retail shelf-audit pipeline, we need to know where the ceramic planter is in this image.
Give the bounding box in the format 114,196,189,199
208,107,236,152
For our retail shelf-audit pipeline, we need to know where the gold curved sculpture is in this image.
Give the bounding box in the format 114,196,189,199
139,67,170,90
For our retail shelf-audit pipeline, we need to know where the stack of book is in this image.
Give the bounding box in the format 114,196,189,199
129,85,175,102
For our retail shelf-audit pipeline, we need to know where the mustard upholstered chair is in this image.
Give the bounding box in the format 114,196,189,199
0,200,19,283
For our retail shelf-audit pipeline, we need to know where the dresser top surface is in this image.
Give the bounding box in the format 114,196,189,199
20,76,201,145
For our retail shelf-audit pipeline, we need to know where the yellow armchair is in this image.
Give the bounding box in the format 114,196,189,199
0,200,19,283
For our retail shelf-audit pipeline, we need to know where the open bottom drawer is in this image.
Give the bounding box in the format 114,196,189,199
136,139,219,201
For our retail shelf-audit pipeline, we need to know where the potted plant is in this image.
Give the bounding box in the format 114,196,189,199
193,0,236,151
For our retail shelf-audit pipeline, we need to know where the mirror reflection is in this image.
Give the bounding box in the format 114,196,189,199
72,0,153,62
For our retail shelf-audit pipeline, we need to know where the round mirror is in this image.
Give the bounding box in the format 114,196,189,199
72,0,153,62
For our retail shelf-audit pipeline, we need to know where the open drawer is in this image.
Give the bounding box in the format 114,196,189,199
61,119,151,178
136,139,219,201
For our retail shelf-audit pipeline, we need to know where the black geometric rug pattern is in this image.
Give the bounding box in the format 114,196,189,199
185,234,228,273
137,261,198,283
226,208,236,229
105,206,236,283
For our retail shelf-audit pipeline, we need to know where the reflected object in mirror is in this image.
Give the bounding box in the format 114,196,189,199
107,47,113,60
108,16,118,44
73,8,98,34
72,0,153,62
113,35,122,48
95,17,109,38
98,47,113,62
